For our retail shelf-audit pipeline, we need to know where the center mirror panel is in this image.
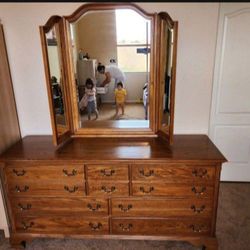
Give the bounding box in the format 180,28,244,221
68,9,152,129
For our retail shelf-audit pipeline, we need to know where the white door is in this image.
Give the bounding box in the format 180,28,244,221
209,3,250,181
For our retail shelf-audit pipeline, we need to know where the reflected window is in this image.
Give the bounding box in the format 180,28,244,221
115,9,151,73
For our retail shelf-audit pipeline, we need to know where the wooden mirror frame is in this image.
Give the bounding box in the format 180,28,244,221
156,12,178,144
40,16,72,145
40,3,178,144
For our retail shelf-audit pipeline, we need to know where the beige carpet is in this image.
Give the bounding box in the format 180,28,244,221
81,103,146,121
0,183,249,250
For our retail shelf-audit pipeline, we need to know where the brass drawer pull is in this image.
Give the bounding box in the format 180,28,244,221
87,203,101,211
13,169,26,176
119,223,133,232
189,224,206,233
22,221,34,230
100,169,115,177
118,204,132,212
15,185,29,193
191,205,205,214
139,186,154,194
18,203,32,211
101,186,116,193
89,222,102,231
63,169,77,176
64,185,78,193
191,186,206,196
139,169,154,177
192,169,208,178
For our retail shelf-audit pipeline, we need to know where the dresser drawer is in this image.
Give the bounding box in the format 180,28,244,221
8,180,85,197
86,165,128,180
132,183,213,198
111,198,212,217
88,181,129,197
132,164,215,183
5,164,84,182
11,197,108,216
15,216,109,234
112,218,211,236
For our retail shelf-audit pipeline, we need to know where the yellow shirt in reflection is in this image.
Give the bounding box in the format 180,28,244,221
115,88,127,104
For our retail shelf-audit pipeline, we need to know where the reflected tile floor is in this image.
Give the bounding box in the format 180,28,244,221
0,183,249,250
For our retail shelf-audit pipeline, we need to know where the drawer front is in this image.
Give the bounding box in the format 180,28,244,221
5,164,84,182
132,164,215,183
88,182,129,197
112,218,211,236
8,180,85,197
11,197,108,216
111,198,212,217
15,216,109,234
132,183,213,198
86,165,128,180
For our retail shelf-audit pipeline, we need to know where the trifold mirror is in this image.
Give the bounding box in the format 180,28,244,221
40,3,178,145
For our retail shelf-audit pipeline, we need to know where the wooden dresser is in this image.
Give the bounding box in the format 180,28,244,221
0,135,226,249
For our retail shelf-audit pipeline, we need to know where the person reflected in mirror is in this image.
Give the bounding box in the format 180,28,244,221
85,78,98,120
114,82,127,118
97,63,126,89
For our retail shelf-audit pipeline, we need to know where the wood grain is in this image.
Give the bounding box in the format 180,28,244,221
11,197,108,216
111,198,212,218
15,216,109,234
0,135,227,163
0,24,20,154
86,165,128,180
112,218,211,236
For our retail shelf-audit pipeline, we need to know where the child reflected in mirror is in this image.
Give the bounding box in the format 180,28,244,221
85,78,98,120
114,82,127,118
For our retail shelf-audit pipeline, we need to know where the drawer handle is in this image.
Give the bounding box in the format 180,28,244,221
13,169,26,176
189,224,206,233
139,169,154,177
64,185,78,193
192,169,208,178
22,221,34,230
191,205,206,214
63,169,77,176
89,222,102,231
100,169,115,177
101,186,116,193
15,185,29,193
18,203,32,211
191,186,206,196
119,223,133,232
139,186,154,194
87,203,101,211
118,204,133,212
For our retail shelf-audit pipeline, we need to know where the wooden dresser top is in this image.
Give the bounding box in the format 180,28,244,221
0,135,226,163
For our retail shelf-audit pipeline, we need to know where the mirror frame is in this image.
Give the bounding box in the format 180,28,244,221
156,12,178,144
40,3,178,144
40,16,72,145
63,3,157,137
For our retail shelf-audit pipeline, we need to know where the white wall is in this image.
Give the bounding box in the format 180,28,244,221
0,3,219,136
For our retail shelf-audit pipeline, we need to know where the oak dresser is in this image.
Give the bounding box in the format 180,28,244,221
0,135,226,249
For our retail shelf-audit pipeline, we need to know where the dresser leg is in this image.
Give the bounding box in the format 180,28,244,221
188,237,218,250
9,235,30,249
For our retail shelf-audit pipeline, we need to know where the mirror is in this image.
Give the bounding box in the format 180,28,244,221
68,9,151,129
161,23,174,127
40,4,178,143
157,13,177,143
40,17,71,145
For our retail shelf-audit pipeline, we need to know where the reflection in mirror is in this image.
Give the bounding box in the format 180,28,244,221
45,24,67,133
161,24,174,128
69,9,151,128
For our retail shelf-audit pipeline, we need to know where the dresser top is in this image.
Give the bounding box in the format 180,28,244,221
0,135,226,163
